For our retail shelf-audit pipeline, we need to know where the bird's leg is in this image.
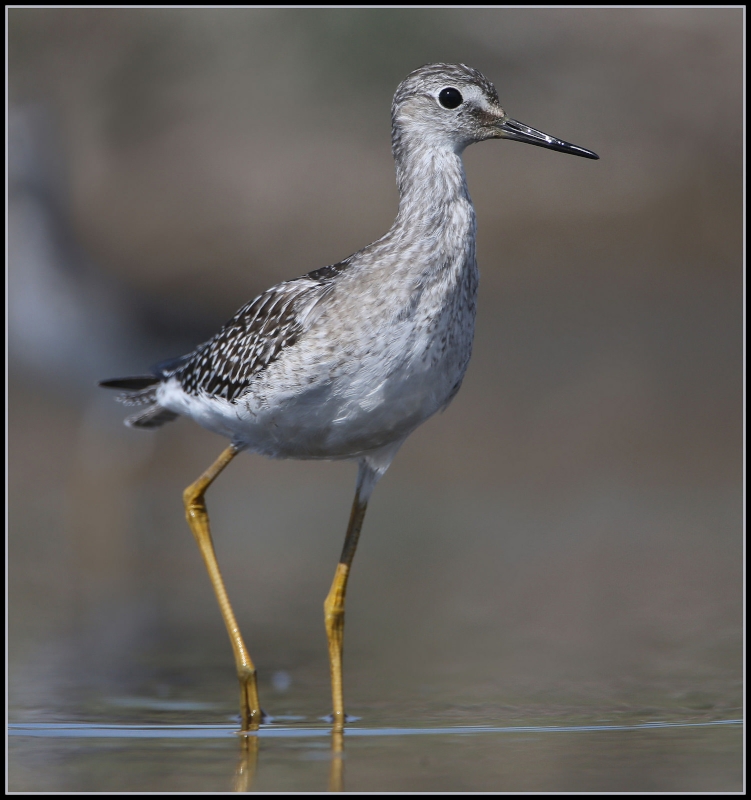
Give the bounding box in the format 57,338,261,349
324,466,370,730
183,444,262,731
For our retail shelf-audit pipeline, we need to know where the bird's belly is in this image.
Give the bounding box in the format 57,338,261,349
159,360,455,459
237,315,474,459
244,373,455,459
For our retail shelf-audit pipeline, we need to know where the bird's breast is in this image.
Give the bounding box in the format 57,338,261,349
236,253,479,459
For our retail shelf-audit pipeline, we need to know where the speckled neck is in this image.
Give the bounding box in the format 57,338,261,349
393,136,471,216
388,135,475,270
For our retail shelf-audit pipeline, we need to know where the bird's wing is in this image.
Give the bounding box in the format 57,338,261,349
170,263,346,403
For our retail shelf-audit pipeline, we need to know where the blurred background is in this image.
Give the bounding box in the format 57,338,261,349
8,7,742,776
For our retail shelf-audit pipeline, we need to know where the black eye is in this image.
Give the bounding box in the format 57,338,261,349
438,87,463,110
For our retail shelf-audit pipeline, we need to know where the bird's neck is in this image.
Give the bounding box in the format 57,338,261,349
392,140,473,234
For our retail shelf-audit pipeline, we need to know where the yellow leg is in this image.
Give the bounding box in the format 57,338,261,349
183,444,262,731
324,484,369,730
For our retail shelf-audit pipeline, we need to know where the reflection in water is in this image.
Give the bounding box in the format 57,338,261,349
232,728,345,792
234,735,258,792
221,719,748,793
8,720,742,792
329,729,344,792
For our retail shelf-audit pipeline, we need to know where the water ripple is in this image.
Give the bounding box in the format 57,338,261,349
8,719,743,739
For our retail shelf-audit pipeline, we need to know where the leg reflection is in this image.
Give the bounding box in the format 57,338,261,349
234,734,259,792
329,729,344,792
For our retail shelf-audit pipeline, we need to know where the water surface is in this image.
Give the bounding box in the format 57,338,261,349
9,690,742,792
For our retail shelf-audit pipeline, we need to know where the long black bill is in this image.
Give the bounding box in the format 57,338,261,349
499,117,599,160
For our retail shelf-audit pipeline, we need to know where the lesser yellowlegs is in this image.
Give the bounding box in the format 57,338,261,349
101,63,598,732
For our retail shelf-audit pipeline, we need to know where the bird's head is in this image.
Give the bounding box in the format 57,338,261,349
392,63,598,160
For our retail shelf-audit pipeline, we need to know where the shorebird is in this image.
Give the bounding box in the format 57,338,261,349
101,63,598,732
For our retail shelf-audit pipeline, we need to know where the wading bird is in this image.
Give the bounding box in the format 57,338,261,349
102,63,598,732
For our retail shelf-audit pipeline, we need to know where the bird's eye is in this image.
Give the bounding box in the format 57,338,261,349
438,87,463,110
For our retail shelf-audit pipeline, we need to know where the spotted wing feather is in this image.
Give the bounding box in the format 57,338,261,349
171,263,345,403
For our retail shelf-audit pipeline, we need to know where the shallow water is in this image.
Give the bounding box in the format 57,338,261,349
8,683,743,793
9,718,742,792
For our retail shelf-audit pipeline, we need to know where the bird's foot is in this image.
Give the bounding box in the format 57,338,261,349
233,708,271,731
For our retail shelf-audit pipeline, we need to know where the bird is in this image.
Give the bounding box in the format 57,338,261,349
101,63,598,733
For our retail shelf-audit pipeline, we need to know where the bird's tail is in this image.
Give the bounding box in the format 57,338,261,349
99,375,179,429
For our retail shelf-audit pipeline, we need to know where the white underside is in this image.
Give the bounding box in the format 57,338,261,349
158,309,470,461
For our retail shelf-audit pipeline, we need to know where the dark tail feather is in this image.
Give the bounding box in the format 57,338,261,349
100,373,179,429
125,405,179,429
150,354,190,376
100,376,161,391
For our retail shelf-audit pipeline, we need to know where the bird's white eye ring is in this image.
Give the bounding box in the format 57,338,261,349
438,87,463,109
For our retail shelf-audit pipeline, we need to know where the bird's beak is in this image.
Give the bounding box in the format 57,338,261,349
496,116,599,160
